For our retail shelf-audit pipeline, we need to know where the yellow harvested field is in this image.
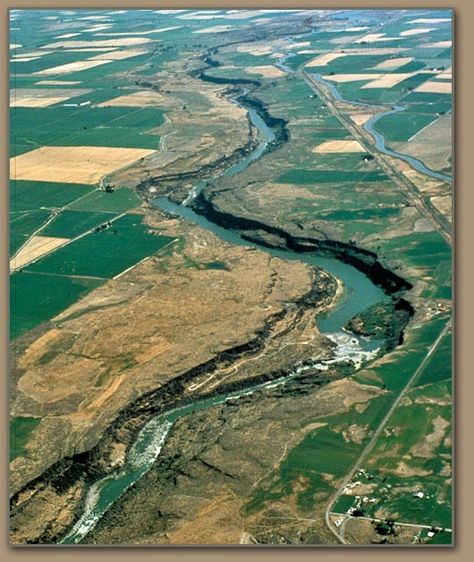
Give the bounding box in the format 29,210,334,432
305,52,347,67
97,90,168,107
63,48,117,52
10,146,156,184
37,80,81,85
345,26,369,32
10,57,41,63
436,67,452,79
425,40,452,48
99,26,183,36
431,195,452,217
89,49,148,61
415,80,452,94
55,33,81,39
10,96,71,108
323,73,381,83
11,236,69,271
223,11,260,20
286,41,311,49
354,33,387,43
12,50,52,58
408,18,451,24
350,113,374,126
312,140,365,154
373,57,413,70
193,25,234,34
400,28,434,36
361,72,418,89
35,59,111,76
82,25,114,33
10,44,22,49
246,65,286,78
42,38,153,49
235,40,285,56
10,88,92,108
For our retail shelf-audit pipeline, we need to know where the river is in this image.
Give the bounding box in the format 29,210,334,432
60,62,393,546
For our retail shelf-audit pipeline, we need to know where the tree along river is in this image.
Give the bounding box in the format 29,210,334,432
60,91,391,544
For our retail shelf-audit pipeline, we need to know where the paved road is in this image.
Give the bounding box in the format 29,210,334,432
300,70,452,246
324,318,452,544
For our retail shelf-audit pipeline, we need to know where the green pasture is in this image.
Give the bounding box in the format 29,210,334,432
10,271,103,339
10,209,51,255
26,214,174,278
10,180,94,212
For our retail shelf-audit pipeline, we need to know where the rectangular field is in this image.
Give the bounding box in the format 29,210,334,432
26,214,175,278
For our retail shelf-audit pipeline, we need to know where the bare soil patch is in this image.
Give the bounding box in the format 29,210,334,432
11,236,69,270
312,139,365,153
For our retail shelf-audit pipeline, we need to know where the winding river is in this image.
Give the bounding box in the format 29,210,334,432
307,73,452,184
60,68,394,546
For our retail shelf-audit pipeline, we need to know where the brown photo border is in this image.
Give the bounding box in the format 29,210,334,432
1,1,471,560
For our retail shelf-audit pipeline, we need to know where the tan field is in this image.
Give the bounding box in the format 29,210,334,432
354,33,386,42
10,57,41,63
10,88,92,107
43,37,153,49
35,59,112,76
400,28,434,36
10,146,156,184
89,49,148,61
396,113,451,173
312,139,365,153
235,40,285,56
37,80,81,85
246,65,286,78
305,52,347,67
12,50,52,58
286,41,311,49
373,56,413,70
98,90,168,107
82,25,114,33
10,44,22,49
350,113,374,126
425,40,452,48
408,18,451,24
323,73,381,83
436,67,452,79
431,195,452,217
55,33,81,39
194,25,234,34
10,96,72,108
10,236,69,271
63,48,117,52
93,26,183,36
361,72,418,89
415,80,452,94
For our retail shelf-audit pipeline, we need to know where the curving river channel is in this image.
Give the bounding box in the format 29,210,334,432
308,73,452,184
61,80,393,545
